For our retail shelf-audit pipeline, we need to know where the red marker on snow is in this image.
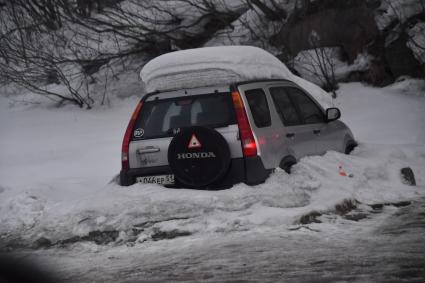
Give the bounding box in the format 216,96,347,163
339,165,348,177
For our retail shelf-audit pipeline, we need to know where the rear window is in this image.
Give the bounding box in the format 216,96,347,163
132,93,236,140
244,88,271,128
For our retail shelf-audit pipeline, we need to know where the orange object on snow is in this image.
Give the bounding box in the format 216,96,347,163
339,165,348,177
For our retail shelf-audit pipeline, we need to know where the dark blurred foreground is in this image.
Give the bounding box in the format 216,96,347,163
0,255,57,283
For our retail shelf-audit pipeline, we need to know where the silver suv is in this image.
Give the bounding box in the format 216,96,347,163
120,79,356,188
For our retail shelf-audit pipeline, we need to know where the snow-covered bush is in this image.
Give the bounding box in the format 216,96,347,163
407,23,425,65
294,48,372,90
0,0,424,108
0,0,248,107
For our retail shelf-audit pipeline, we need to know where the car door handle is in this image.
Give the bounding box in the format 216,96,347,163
313,129,321,135
286,133,295,138
137,147,160,154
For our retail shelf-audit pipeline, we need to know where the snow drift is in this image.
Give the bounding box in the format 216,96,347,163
1,80,425,248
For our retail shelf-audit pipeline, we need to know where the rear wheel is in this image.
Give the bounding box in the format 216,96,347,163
279,156,297,174
345,141,357,155
168,126,231,189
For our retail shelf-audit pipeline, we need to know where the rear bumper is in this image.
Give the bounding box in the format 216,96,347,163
120,156,271,188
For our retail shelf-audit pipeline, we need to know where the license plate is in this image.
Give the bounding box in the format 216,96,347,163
136,174,174,185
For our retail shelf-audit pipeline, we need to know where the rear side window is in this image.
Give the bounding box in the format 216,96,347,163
132,93,236,140
286,88,324,124
270,87,302,126
244,89,271,128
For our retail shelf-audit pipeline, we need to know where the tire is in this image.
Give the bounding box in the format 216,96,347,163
168,126,231,189
119,171,131,186
279,156,296,174
345,141,357,155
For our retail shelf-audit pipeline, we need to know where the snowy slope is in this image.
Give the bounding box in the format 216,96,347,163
337,80,425,145
1,80,425,249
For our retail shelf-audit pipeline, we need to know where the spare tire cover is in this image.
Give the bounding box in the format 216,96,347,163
168,126,231,188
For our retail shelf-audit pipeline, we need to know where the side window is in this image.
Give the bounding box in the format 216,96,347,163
270,87,302,126
244,89,271,128
287,88,325,124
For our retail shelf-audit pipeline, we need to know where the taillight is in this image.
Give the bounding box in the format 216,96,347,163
121,101,143,170
231,91,257,157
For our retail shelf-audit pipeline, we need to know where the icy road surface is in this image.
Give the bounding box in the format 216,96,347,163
25,198,425,282
1,79,425,282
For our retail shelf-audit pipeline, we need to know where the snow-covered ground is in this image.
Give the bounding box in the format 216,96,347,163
22,197,425,282
1,79,425,281
337,79,425,145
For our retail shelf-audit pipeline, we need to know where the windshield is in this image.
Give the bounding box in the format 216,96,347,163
132,92,236,140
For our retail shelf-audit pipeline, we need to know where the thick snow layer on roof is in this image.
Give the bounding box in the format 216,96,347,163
140,46,333,108
141,46,293,91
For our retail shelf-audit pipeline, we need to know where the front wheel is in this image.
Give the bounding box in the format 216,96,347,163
345,141,357,155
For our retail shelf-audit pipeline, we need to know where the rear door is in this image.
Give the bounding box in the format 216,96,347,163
269,86,319,159
128,87,242,169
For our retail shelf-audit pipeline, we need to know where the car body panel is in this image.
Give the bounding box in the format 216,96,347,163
122,79,356,186
128,85,242,170
314,120,349,154
129,124,242,169
237,81,333,168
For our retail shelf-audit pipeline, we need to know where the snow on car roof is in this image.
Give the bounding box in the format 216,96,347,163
140,45,333,108
140,45,293,92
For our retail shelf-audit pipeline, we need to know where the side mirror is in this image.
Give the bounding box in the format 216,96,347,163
325,108,341,122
